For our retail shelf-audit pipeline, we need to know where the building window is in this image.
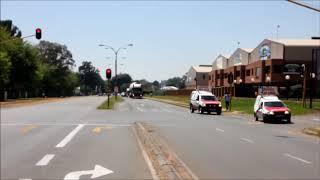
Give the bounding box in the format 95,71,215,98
217,74,220,79
246,70,250,76
203,74,205,80
236,71,240,77
209,75,211,80
265,66,270,74
251,69,254,75
224,73,228,78
256,67,261,77
273,65,282,73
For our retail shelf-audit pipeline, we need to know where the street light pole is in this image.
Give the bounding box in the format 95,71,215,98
99,44,133,100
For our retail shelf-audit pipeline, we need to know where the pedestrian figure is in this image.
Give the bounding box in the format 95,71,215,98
224,92,231,111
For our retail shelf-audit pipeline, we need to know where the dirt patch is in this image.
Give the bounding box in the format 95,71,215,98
302,127,320,137
0,97,71,108
134,122,198,180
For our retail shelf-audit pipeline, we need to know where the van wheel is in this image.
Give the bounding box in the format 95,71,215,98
199,107,204,114
254,113,258,121
190,105,194,113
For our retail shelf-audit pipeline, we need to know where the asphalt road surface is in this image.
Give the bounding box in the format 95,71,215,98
1,96,320,179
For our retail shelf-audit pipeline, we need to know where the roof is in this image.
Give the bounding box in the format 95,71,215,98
192,90,213,96
192,65,212,73
240,48,253,53
268,39,320,47
220,54,230,59
260,95,280,102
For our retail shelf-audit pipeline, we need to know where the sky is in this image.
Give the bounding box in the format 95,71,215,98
1,0,319,82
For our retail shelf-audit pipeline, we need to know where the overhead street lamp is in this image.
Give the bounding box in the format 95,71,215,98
99,43,133,99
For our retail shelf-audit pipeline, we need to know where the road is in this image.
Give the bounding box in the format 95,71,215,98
1,96,320,179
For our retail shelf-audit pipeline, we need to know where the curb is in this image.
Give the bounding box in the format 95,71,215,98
134,122,198,180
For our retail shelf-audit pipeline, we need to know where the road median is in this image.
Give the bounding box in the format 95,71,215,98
97,96,123,109
133,122,198,180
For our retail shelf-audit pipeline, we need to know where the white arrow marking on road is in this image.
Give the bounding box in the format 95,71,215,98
284,153,312,164
64,165,113,180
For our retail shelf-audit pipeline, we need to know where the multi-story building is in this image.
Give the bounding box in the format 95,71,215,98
209,38,320,98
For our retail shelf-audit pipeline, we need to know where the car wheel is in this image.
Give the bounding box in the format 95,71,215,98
190,105,194,113
262,116,268,123
208,111,211,114
287,118,291,124
217,109,221,115
254,113,258,121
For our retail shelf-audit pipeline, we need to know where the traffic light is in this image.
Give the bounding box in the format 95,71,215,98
106,68,112,79
35,28,42,39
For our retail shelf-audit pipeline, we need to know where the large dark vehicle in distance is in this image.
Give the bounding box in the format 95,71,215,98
128,82,143,98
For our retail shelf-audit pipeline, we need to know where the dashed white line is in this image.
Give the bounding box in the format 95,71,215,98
36,154,55,166
136,107,144,112
240,138,254,143
312,118,320,122
284,153,312,164
215,128,225,132
56,124,85,148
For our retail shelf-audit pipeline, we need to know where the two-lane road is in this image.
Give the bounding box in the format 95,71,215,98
1,96,319,179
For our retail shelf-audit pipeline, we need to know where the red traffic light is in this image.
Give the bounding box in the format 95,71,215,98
106,68,112,79
35,28,42,39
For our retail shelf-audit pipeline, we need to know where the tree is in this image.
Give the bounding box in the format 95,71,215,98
166,76,185,89
37,41,78,96
0,20,22,38
110,73,132,92
78,61,104,95
152,80,160,90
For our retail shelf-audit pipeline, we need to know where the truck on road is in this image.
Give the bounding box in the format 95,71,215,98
128,82,143,98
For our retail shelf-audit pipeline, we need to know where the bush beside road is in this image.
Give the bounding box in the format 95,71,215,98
146,95,320,115
97,96,123,109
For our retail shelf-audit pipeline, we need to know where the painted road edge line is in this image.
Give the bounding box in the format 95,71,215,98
216,128,225,132
240,138,254,143
56,124,85,148
131,126,159,180
36,154,55,166
284,153,312,164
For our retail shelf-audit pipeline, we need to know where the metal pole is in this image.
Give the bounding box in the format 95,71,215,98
107,79,110,108
115,50,118,100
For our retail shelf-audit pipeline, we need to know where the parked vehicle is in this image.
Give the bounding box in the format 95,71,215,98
120,92,126,97
254,95,291,123
128,82,143,98
190,91,222,115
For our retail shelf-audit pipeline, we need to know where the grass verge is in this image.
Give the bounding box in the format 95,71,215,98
302,127,320,137
146,95,320,115
97,96,123,109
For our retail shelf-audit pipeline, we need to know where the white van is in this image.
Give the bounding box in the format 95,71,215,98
253,95,291,123
190,91,222,115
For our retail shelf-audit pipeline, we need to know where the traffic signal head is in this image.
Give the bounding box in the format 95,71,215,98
35,28,42,40
106,68,112,79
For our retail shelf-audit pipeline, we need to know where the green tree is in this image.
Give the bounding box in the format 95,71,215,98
166,76,185,89
78,61,104,95
0,20,22,38
110,73,132,92
37,41,78,96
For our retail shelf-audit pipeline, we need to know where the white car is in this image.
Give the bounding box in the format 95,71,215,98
190,91,222,115
253,95,291,123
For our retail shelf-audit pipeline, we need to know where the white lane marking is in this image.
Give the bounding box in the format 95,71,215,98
284,153,312,164
215,128,225,132
56,124,85,148
312,118,320,122
136,107,144,112
36,154,55,166
140,104,145,107
240,138,254,144
131,126,159,180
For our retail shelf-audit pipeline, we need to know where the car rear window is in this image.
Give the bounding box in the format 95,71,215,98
264,101,285,107
201,96,217,101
